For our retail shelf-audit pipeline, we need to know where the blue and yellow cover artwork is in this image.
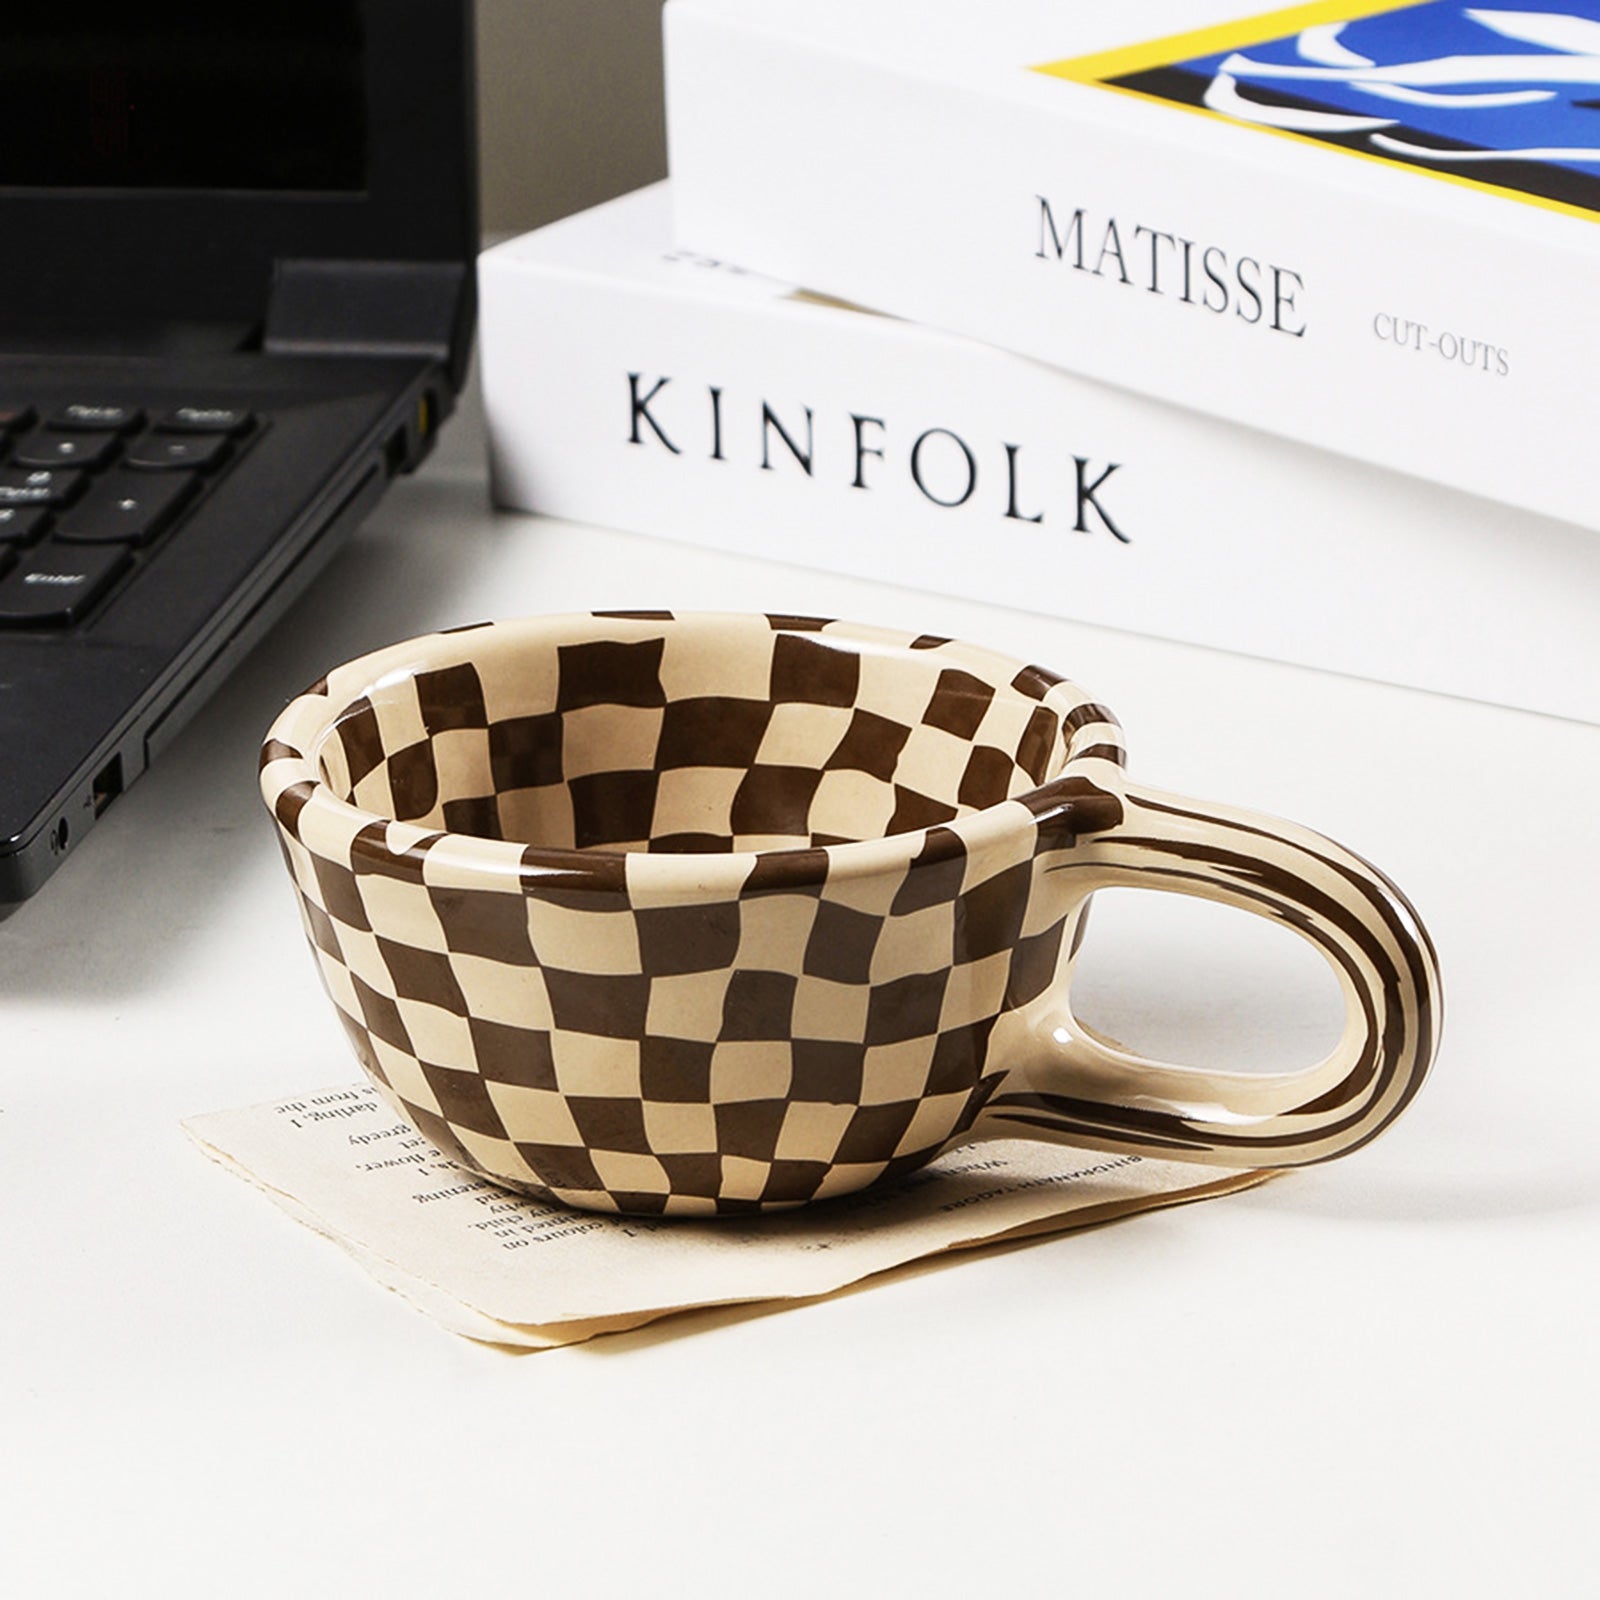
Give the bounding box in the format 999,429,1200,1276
1037,2,1600,218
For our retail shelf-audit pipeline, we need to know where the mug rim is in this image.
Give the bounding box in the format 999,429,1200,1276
260,611,1127,895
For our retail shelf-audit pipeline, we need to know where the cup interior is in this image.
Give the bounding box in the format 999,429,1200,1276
310,615,1079,854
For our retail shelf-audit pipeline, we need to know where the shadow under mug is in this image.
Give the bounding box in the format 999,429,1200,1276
260,612,1441,1217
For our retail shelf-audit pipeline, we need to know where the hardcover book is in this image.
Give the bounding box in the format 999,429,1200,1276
478,184,1600,722
664,0,1600,533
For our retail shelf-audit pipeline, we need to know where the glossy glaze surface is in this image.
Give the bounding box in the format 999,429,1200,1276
261,612,1440,1215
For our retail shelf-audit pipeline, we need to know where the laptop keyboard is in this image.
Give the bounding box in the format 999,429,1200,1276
0,402,257,628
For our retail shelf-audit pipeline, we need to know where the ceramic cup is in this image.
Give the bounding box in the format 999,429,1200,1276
260,612,1440,1216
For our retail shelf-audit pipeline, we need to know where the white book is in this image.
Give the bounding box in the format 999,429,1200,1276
478,183,1600,723
663,0,1600,533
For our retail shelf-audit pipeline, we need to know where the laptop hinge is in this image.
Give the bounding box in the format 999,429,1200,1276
262,259,472,385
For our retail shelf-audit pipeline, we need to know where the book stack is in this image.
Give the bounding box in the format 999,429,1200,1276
480,1,1600,723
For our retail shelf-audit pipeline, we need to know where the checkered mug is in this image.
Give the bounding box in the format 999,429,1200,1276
260,612,1440,1216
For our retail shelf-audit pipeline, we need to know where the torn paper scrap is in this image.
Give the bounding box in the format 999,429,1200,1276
185,1083,1271,1347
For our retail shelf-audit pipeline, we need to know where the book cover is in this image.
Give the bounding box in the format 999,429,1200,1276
664,0,1600,532
478,184,1600,722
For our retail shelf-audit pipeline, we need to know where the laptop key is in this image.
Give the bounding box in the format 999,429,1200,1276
0,506,51,546
53,471,198,546
124,432,231,472
47,403,144,433
155,406,253,436
0,541,131,626
0,467,87,507
0,405,36,435
11,430,123,470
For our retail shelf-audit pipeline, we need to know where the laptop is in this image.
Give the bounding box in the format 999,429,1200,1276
0,0,478,910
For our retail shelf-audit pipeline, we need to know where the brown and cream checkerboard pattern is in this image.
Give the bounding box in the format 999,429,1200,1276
261,612,1440,1216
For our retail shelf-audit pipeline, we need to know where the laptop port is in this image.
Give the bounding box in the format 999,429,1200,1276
92,753,124,817
382,425,408,477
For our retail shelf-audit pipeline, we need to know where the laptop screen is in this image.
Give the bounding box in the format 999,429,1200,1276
0,0,472,333
0,1,368,193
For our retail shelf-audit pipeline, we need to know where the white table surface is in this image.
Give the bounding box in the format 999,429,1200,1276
3,379,1595,1597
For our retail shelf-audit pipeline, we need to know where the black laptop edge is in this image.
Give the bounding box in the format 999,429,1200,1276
0,1,479,910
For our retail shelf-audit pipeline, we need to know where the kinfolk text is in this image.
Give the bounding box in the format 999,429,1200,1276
626,373,1129,542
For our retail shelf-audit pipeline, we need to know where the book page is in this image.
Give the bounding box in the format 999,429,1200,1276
184,1083,1270,1348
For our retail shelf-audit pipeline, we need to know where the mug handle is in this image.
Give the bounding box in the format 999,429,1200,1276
984,776,1442,1167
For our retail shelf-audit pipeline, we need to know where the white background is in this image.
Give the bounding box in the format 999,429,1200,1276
2,377,1595,1595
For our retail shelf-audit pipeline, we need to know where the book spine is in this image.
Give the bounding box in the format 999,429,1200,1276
663,4,1600,534
478,223,1600,724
